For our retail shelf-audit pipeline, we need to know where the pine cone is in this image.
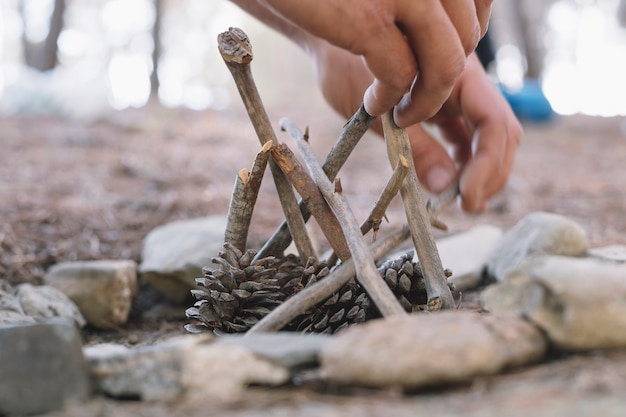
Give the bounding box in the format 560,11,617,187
186,245,441,335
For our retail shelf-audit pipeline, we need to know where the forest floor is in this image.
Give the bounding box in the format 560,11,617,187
1,105,626,415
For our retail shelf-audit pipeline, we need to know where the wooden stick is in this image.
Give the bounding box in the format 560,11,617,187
224,141,272,252
325,154,409,266
382,111,455,310
218,27,315,262
426,180,460,231
270,143,351,261
282,118,406,317
247,225,411,334
255,105,376,260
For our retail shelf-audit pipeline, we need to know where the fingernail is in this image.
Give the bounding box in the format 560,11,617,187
426,166,453,193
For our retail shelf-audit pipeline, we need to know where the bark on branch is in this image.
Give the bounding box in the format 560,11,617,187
224,141,272,252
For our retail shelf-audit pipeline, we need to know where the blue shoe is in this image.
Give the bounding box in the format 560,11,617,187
499,79,555,122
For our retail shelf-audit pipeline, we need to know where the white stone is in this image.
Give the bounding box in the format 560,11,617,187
436,225,503,292
589,245,626,263
487,212,589,282
320,311,546,388
482,255,626,351
139,215,228,303
44,260,137,330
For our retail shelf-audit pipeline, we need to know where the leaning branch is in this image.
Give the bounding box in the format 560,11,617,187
218,27,315,262
282,118,406,318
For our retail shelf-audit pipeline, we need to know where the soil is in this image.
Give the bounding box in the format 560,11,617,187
2,104,626,415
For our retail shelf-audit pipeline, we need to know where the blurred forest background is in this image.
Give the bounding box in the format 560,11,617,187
1,0,626,120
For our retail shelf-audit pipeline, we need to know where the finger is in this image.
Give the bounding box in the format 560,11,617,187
406,124,457,193
473,0,494,36
393,0,467,127
361,28,417,116
440,0,482,55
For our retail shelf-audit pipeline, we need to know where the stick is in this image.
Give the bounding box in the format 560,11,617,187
325,154,409,266
270,143,351,260
382,111,455,310
255,105,376,260
282,118,406,317
247,225,411,334
224,141,272,252
426,180,460,231
218,27,315,262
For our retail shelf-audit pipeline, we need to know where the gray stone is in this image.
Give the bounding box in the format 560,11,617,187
139,215,228,304
320,311,546,388
0,320,92,416
15,283,86,327
487,212,589,282
85,334,289,401
437,225,503,292
216,333,332,369
482,255,626,351
44,260,138,329
0,281,35,324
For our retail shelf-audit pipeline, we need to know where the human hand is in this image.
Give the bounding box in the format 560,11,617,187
311,43,522,213
261,0,492,125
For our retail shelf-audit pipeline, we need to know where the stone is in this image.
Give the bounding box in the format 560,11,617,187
486,212,588,282
216,333,332,369
15,283,86,327
436,225,503,292
139,215,228,304
0,280,35,324
589,244,626,262
0,320,92,416
44,260,137,329
85,334,289,401
320,311,546,388
482,255,626,352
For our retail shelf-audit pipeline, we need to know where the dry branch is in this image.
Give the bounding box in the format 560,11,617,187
281,118,406,318
325,155,409,266
270,143,350,261
224,141,272,252
256,105,376,259
218,27,315,262
247,225,411,334
382,111,455,310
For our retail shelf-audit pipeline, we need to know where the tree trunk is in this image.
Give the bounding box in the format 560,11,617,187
21,0,65,72
150,0,163,100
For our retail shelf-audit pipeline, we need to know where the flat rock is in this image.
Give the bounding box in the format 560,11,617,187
437,225,503,292
0,320,91,416
44,260,137,329
486,212,588,282
85,334,289,401
216,333,332,369
139,215,228,304
589,244,626,262
482,255,626,351
15,283,86,327
320,311,546,389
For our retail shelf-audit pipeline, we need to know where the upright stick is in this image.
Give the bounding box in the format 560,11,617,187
382,111,455,310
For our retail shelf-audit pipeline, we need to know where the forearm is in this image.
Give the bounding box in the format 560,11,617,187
229,0,315,54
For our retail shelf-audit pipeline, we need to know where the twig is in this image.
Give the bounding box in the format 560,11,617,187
256,105,376,259
382,111,455,310
218,27,315,262
325,155,409,266
426,180,460,231
270,143,350,261
224,142,272,252
247,225,411,334
282,118,406,317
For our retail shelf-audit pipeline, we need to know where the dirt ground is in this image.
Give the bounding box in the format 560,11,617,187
2,104,626,415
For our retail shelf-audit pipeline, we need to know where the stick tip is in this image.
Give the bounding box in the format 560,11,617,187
218,27,253,64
